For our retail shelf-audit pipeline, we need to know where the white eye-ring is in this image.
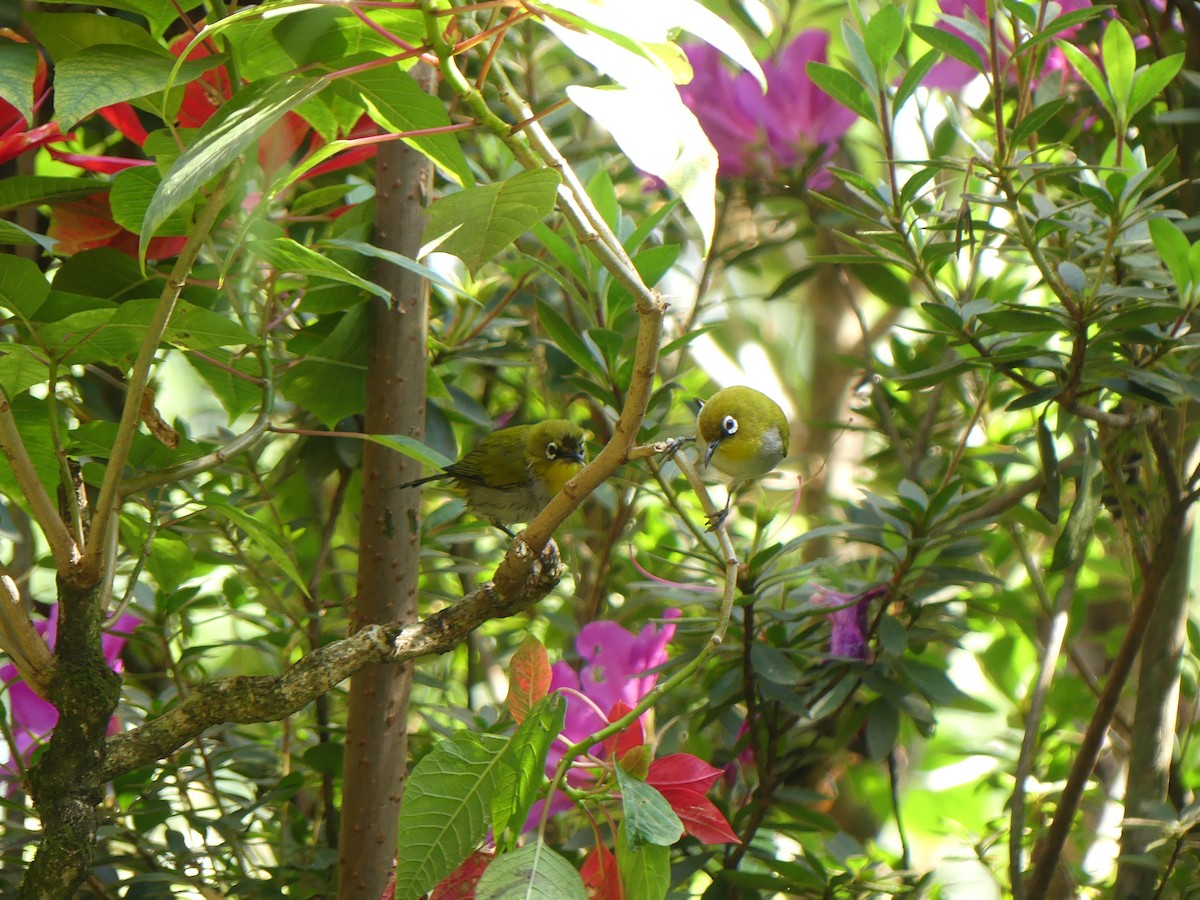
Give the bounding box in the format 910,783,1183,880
545,441,559,460
722,415,738,436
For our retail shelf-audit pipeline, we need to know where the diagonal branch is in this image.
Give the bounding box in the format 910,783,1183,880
78,173,236,586
0,393,79,572
95,540,564,784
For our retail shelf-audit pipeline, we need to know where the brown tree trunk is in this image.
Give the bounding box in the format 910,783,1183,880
337,64,433,900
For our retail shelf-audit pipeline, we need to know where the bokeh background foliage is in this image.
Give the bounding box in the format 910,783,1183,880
0,0,1198,897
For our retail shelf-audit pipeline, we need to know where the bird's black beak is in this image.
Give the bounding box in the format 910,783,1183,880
562,448,585,463
704,437,723,469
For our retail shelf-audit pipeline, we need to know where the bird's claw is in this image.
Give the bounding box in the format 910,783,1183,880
661,436,692,457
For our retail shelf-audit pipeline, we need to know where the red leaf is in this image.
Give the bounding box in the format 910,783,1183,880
430,848,493,899
258,111,311,177
580,842,624,900
47,147,151,174
654,786,741,844
507,635,551,724
602,701,642,759
168,25,232,128
0,122,66,166
99,104,148,146
646,753,722,793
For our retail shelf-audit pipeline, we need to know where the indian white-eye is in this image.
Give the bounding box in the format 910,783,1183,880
696,386,789,527
399,419,587,534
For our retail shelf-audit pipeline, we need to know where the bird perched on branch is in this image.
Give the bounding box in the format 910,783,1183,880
397,419,587,534
696,386,789,528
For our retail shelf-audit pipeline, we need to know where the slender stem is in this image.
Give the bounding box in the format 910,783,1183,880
80,172,235,584
0,391,78,571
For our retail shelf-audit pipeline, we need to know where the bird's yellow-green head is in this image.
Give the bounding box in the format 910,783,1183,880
697,386,789,481
525,419,588,496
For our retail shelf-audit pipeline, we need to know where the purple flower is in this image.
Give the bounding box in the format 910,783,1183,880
925,0,1091,92
813,587,885,659
1,606,137,788
679,32,855,187
525,611,680,829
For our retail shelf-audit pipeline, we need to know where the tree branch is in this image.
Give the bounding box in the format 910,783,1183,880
0,394,79,572
78,173,235,586
95,540,563,784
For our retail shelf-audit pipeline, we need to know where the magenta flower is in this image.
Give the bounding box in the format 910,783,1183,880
524,611,680,829
813,586,886,659
1,606,138,788
925,0,1091,92
679,32,855,187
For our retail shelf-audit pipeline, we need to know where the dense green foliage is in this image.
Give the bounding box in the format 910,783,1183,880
0,0,1198,897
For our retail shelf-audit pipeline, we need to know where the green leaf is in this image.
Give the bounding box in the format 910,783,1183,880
322,238,472,298
164,300,258,350
0,254,50,321
475,841,587,900
1149,217,1191,293
1128,54,1184,119
248,237,389,302
341,63,471,187
278,306,369,427
363,434,455,472
806,62,875,120
535,298,604,379
186,349,264,421
864,4,905,77
0,346,49,398
53,46,223,129
0,176,103,212
1012,97,1072,145
1049,431,1102,571
111,166,195,237
895,49,940,110
1100,19,1136,122
205,496,309,594
491,694,566,850
23,10,169,62
0,39,38,126
614,764,683,848
142,75,326,260
394,731,510,900
841,23,880,94
423,170,561,272
912,23,984,74
865,699,900,759
615,822,670,900
32,0,194,38
1057,42,1113,121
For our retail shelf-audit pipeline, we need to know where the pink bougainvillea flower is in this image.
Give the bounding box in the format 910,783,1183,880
925,0,1091,92
1,607,138,789
678,31,855,187
813,586,887,659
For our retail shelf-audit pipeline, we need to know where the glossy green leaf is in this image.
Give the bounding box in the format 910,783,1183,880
1129,54,1184,119
615,822,670,900
142,75,326,260
615,764,683,848
423,170,561,272
864,4,905,77
475,841,587,900
912,23,985,74
806,62,875,120
278,306,369,427
23,10,169,62
1100,19,1136,121
1149,217,1191,292
53,46,222,129
0,39,38,126
342,64,471,187
491,694,566,850
1049,431,1102,571
364,434,455,473
394,731,509,900
0,254,50,321
248,237,389,302
535,299,603,379
0,176,103,212
204,496,309,593
1057,42,1113,121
